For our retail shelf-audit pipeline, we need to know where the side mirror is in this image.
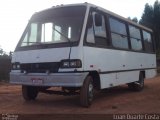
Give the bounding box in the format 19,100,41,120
95,13,102,26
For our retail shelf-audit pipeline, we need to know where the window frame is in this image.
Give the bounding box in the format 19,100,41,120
142,29,155,53
128,24,143,51
84,8,110,48
15,6,87,51
83,7,155,54
108,15,130,50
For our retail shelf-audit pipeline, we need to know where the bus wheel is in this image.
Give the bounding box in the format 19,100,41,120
128,72,144,91
22,85,38,101
80,76,94,107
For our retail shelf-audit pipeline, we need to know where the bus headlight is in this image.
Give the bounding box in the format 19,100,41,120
60,59,82,68
12,62,21,70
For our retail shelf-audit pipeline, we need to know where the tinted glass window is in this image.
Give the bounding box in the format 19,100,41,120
129,25,141,39
130,38,142,51
41,23,71,43
129,25,142,51
86,13,95,44
111,33,128,49
18,6,86,49
109,18,127,35
109,18,128,49
86,12,108,46
93,13,107,38
86,25,95,43
21,23,38,46
143,31,153,52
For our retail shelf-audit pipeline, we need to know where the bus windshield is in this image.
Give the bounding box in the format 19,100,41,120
18,6,86,49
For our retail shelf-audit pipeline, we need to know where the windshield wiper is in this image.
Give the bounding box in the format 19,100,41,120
52,27,72,60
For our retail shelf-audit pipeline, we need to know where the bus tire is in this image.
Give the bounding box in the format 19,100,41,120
22,85,38,101
128,72,144,91
80,76,94,107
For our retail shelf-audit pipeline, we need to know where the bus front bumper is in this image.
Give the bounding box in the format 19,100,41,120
10,72,88,87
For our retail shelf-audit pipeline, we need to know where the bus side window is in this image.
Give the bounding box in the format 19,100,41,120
86,13,95,44
94,13,106,37
86,12,107,46
143,31,154,52
129,25,142,51
109,18,129,49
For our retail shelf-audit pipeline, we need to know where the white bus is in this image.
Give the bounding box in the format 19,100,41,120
10,3,157,107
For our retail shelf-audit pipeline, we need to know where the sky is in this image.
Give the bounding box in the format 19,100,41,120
0,0,155,53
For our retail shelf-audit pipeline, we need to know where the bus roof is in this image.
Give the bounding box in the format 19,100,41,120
35,3,152,32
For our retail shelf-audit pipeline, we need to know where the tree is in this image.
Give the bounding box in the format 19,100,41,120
0,47,11,81
132,17,138,23
127,17,138,23
140,0,160,56
0,47,11,59
0,48,7,56
0,48,3,55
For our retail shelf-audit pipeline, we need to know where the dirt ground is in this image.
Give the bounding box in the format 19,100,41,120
0,76,160,116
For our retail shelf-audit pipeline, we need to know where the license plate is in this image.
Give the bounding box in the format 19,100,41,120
31,77,44,84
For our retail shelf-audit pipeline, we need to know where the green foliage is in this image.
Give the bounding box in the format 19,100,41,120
0,47,12,58
140,0,160,57
0,47,11,82
127,17,138,23
132,17,138,23
139,3,154,28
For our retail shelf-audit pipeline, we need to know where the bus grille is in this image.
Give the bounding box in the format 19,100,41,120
20,62,60,73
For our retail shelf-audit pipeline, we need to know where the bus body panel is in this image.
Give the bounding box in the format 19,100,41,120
83,46,156,89
100,68,156,89
10,46,87,87
10,72,88,87
83,47,156,71
12,47,83,65
100,71,140,89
